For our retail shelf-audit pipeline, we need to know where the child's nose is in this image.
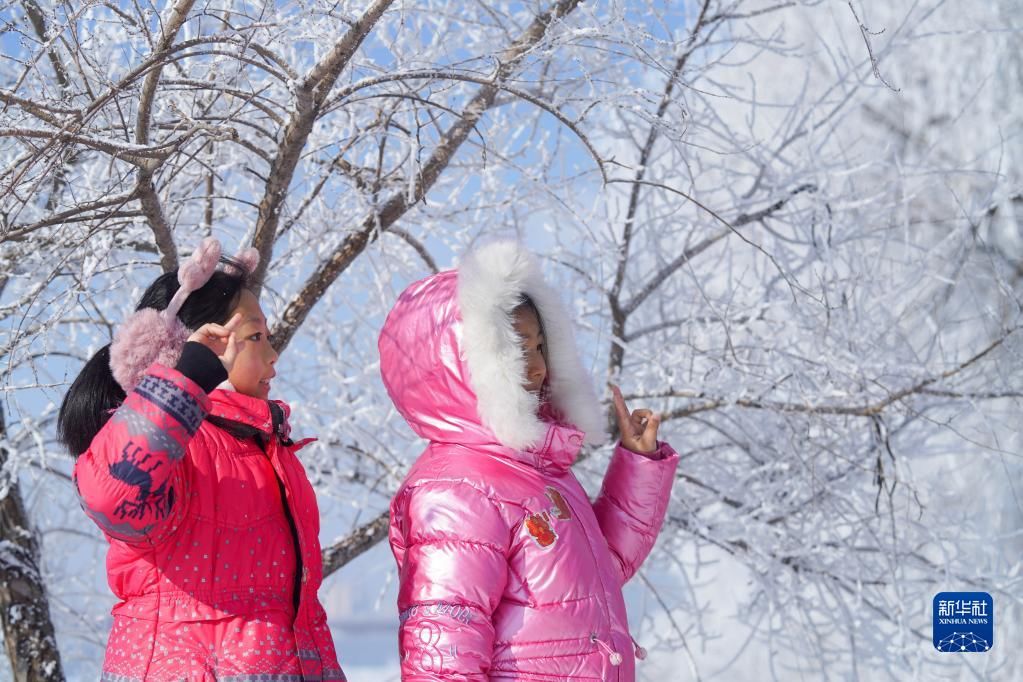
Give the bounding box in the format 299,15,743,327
528,358,546,380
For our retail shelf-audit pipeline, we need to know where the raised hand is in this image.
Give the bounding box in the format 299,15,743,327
186,313,245,373
611,384,661,456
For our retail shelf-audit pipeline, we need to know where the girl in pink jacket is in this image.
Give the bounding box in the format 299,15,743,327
58,239,344,681
380,242,679,681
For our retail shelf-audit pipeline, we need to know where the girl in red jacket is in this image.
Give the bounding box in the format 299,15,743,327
380,241,679,681
58,238,344,681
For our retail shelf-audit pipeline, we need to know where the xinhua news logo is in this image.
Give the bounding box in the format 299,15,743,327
933,592,993,653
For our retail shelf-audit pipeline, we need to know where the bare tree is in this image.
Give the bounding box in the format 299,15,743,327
1,403,63,680
1,0,1020,679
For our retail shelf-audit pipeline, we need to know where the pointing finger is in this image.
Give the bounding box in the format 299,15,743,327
611,384,632,432
221,332,238,367
224,312,244,332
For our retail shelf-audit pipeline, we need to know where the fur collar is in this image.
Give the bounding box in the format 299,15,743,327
457,242,605,449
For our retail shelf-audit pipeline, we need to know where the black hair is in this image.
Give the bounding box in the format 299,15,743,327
513,294,554,409
57,267,249,457
513,293,548,362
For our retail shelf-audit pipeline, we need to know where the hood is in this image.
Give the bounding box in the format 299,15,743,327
378,241,605,451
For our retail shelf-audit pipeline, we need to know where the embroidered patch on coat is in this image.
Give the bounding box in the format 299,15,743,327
525,486,574,548
545,486,572,520
525,512,558,547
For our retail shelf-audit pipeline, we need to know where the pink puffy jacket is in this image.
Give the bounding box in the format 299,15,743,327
73,363,344,681
380,243,679,681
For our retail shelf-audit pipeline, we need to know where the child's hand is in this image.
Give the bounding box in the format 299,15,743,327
187,313,245,373
611,384,661,455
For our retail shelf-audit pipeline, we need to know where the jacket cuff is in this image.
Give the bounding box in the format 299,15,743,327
174,341,227,394
617,440,675,460
604,441,679,520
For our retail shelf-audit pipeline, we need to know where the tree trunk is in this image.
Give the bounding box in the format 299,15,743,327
0,407,65,681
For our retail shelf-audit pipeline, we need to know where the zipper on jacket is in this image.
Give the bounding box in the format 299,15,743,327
273,475,303,611
253,428,304,613
562,474,619,676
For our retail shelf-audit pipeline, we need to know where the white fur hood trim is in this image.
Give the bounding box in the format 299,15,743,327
457,242,605,449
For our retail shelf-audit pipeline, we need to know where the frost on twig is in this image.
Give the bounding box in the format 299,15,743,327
848,1,900,93
1,0,1020,679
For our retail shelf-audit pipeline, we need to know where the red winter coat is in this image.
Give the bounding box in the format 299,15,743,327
73,363,344,681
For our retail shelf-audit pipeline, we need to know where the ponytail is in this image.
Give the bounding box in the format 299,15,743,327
57,345,126,457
